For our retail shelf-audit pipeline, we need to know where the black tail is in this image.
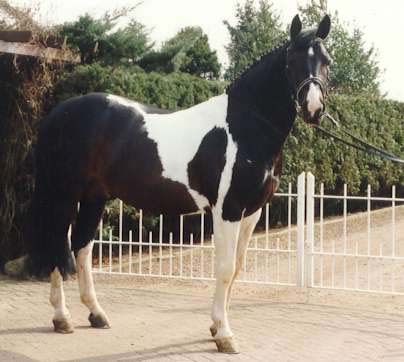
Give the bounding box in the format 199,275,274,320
27,125,77,279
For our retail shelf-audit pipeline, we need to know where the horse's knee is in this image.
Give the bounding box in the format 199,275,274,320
76,242,92,264
49,268,65,308
216,261,236,284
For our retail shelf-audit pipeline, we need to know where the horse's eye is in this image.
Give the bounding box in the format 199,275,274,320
287,57,298,67
322,54,332,66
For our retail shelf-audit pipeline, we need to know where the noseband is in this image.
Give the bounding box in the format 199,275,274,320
294,76,328,113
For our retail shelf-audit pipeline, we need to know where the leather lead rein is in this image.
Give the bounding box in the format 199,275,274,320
315,112,404,164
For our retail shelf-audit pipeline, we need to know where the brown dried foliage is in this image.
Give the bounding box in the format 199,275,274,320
0,1,65,266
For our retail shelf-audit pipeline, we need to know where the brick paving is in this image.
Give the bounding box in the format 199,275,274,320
2,274,404,361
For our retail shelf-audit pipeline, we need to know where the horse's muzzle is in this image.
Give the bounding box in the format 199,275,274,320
302,105,323,126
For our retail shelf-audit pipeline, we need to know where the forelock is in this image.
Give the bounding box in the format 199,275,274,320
292,29,317,50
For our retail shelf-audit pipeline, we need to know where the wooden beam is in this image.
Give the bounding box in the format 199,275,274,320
0,31,32,43
0,40,80,63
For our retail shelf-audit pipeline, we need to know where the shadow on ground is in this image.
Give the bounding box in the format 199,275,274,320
62,339,216,362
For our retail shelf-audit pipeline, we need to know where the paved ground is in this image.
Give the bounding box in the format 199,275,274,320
2,274,404,362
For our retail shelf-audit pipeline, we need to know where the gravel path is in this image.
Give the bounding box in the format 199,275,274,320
2,274,404,361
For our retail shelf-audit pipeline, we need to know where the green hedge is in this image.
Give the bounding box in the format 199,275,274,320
54,63,225,110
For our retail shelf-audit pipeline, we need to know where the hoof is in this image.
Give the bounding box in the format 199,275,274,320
89,312,110,329
53,318,74,334
215,336,240,354
210,325,217,337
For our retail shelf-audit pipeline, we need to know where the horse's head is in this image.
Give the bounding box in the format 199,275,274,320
286,14,332,126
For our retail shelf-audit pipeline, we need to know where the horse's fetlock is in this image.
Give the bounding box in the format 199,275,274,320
80,293,92,305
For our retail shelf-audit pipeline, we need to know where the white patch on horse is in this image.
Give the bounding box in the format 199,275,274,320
144,94,230,209
305,46,323,117
50,267,71,321
76,243,109,326
262,166,275,184
209,127,240,340
306,82,322,117
216,130,238,215
262,166,280,187
210,217,240,340
270,166,279,183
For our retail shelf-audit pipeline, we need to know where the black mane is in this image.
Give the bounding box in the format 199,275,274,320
226,41,290,95
225,40,296,165
226,28,318,94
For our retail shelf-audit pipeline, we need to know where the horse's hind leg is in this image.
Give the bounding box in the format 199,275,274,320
71,195,110,328
50,267,74,333
46,197,77,333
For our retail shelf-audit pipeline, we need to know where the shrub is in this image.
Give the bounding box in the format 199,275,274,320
54,63,225,109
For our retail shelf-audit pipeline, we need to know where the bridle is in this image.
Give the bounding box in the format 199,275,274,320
294,76,328,114
286,40,330,114
286,41,403,164
296,76,327,104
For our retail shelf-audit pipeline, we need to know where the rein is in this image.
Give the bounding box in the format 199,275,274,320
316,112,404,164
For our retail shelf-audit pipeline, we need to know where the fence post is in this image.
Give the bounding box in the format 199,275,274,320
306,172,315,287
296,172,306,287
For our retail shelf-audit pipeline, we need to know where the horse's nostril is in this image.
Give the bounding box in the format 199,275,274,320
314,108,322,120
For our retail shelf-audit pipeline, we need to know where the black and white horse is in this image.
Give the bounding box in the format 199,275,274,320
28,15,331,353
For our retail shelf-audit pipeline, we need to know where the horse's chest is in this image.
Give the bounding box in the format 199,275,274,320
260,166,280,196
222,155,281,222
247,163,280,207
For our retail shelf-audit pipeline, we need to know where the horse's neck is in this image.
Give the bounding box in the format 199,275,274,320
226,51,296,164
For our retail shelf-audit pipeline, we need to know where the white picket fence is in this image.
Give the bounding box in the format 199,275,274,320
92,172,404,294
306,173,404,294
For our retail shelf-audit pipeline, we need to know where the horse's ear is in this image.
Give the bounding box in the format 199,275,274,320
290,15,302,42
316,15,331,39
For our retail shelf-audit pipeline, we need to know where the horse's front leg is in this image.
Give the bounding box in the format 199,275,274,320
227,209,262,310
210,211,241,353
